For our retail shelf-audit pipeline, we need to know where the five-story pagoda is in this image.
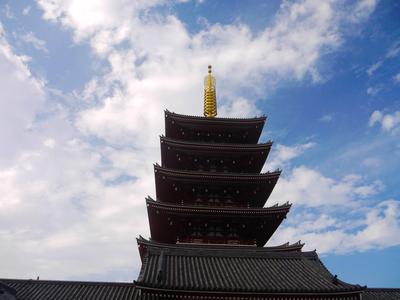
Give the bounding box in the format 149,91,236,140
134,66,364,300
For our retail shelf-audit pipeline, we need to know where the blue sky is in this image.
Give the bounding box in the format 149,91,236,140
0,0,399,288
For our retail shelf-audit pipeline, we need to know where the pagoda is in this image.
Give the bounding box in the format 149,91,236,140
3,66,399,300
133,66,364,300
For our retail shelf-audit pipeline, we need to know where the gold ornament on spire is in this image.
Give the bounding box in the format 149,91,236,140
203,65,217,117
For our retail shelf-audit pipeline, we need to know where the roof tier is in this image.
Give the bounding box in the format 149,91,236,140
5,278,387,300
154,165,280,207
137,237,305,262
160,136,272,173
5,278,399,300
1,279,138,300
135,241,363,296
146,198,290,246
165,110,266,144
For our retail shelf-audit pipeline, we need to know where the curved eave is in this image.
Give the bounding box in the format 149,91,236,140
146,198,290,246
161,136,272,151
165,110,267,124
137,236,305,262
160,136,272,172
135,239,363,294
154,164,281,181
134,285,364,298
154,165,280,207
146,197,291,216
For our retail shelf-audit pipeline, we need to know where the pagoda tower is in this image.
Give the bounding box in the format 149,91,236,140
2,67,398,300
133,66,364,299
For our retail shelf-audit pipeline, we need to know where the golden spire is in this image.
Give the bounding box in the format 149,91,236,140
203,65,217,117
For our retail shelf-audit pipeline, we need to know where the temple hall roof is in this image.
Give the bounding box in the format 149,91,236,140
0,279,138,300
363,288,400,300
137,237,305,261
136,242,363,295
2,278,399,300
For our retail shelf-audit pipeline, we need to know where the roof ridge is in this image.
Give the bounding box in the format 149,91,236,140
160,135,273,149
145,245,317,259
0,278,136,286
165,110,267,122
154,164,281,179
366,287,400,291
146,197,291,213
138,237,304,252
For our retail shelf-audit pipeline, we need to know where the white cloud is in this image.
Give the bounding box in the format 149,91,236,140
269,166,383,207
362,156,381,168
348,0,378,22
319,114,333,122
271,200,400,254
267,142,315,171
366,40,400,77
3,4,15,19
219,97,261,118
19,31,48,53
266,142,397,255
366,85,381,96
63,0,374,147
386,41,400,58
369,110,400,132
393,73,400,83
0,24,46,167
0,22,153,280
366,60,382,76
22,6,31,16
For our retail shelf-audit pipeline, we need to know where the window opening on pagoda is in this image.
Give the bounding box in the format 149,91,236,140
225,198,233,207
227,226,239,243
190,226,203,238
206,225,224,240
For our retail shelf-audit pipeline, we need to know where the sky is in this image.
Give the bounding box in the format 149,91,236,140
0,0,399,288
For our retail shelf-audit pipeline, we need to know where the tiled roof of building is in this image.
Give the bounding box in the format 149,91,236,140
136,243,363,294
3,279,399,300
363,288,400,300
165,110,267,144
146,197,291,216
1,279,138,300
165,110,267,123
154,164,281,181
160,136,272,151
137,236,304,260
0,281,17,300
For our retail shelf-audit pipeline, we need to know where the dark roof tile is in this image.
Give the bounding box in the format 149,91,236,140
136,243,363,294
1,279,138,300
363,288,400,300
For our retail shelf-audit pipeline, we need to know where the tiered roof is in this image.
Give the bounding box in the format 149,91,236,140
2,279,398,300
154,165,280,207
160,136,272,173
140,109,367,299
2,68,397,299
146,197,290,246
165,110,266,144
1,279,138,300
135,240,361,294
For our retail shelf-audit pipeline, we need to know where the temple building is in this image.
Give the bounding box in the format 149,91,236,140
1,66,399,300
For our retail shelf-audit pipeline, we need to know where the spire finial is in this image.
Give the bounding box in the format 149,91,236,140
204,65,217,117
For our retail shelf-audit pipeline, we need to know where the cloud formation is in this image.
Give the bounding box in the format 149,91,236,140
369,110,400,133
18,31,48,53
